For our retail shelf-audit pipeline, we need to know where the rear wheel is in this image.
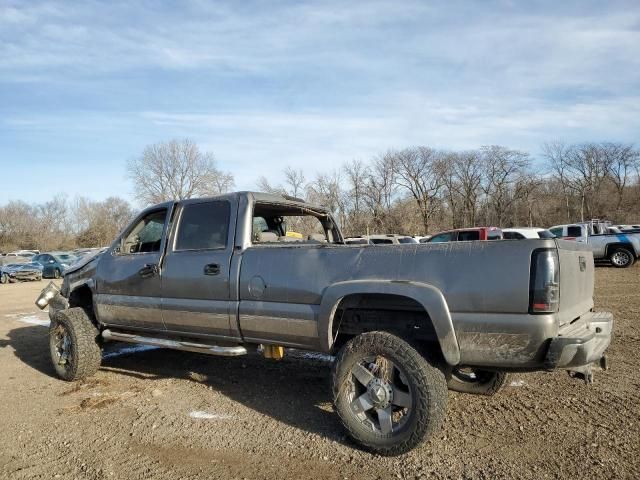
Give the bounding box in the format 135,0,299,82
446,367,508,396
49,308,102,381
609,247,635,268
332,332,447,456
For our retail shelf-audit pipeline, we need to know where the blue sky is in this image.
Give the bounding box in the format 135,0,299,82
1,0,639,205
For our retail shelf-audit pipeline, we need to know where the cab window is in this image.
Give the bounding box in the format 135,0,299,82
175,201,230,251
428,232,455,243
122,210,167,254
458,231,480,241
549,227,563,237
567,226,583,237
503,232,525,240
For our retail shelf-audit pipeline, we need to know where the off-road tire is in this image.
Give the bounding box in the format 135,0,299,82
446,368,508,396
332,331,447,456
609,247,635,268
49,307,102,381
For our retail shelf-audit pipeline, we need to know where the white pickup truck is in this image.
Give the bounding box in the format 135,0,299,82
549,221,640,268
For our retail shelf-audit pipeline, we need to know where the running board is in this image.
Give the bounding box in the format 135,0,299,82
101,329,247,357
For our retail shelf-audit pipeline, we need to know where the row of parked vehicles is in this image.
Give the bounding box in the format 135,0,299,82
345,220,640,268
0,249,104,284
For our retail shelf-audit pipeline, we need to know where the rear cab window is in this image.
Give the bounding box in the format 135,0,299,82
251,202,338,245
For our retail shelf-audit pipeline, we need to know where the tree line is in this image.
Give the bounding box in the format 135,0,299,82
1,139,638,252
259,142,640,237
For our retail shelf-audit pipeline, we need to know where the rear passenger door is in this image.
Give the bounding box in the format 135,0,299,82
161,199,238,339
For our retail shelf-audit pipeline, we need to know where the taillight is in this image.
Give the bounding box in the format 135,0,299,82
529,249,559,314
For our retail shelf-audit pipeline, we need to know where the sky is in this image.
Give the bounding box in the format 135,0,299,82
1,0,639,205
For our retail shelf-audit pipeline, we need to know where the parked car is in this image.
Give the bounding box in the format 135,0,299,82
344,236,371,245
4,251,36,258
366,234,418,244
37,192,612,456
0,262,43,283
549,221,640,268
502,227,556,240
32,252,78,278
426,227,503,242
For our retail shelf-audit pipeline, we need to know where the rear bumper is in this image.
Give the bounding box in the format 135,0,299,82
544,311,613,369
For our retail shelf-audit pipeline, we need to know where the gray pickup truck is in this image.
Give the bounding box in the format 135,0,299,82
36,192,613,455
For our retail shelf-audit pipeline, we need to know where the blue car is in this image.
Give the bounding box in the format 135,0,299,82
0,262,43,284
32,252,78,279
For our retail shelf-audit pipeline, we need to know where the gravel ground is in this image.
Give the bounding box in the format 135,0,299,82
1,267,639,479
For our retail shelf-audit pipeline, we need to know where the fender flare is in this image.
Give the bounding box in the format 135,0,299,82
605,240,639,258
318,280,460,365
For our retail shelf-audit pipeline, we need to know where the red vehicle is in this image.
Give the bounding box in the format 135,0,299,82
426,227,503,243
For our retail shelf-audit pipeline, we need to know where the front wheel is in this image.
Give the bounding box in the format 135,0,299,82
49,308,102,381
609,247,635,268
53,268,61,279
332,332,447,456
0,273,7,284
446,367,508,396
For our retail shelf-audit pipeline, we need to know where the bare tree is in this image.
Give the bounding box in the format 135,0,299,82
480,146,531,225
362,154,397,231
602,142,640,213
74,197,134,247
127,139,234,205
283,167,307,199
391,147,445,234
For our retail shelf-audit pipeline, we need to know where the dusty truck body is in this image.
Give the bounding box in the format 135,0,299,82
37,192,613,455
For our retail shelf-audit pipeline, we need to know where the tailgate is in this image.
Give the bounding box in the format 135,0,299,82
556,239,594,326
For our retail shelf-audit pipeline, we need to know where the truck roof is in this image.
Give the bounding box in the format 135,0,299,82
146,191,330,215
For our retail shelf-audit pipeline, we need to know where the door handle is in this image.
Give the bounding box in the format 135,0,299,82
139,263,159,278
204,263,220,276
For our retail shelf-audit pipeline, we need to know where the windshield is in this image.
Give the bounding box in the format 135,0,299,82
54,254,76,263
398,237,418,244
537,230,555,239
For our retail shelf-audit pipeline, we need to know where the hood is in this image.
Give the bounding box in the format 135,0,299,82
64,248,106,275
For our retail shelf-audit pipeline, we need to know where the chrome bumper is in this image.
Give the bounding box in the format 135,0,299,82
545,311,613,383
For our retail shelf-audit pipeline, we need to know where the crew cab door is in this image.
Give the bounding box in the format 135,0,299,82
160,199,237,339
95,205,172,330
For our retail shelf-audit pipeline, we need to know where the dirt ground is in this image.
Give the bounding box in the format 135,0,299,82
1,268,639,480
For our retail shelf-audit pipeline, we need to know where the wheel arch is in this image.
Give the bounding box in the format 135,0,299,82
67,279,98,324
318,280,460,365
605,242,637,258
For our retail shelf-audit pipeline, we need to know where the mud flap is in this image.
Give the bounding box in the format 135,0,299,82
567,355,608,384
